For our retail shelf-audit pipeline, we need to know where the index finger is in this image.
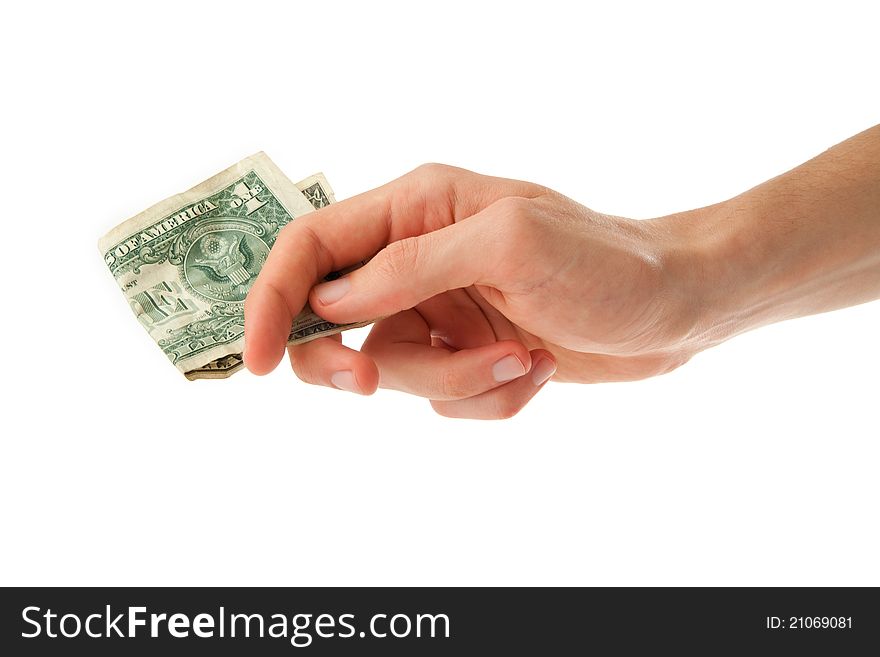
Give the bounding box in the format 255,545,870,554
244,165,452,375
243,164,539,375
243,188,392,374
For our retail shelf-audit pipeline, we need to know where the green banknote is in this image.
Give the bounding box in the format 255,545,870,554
98,153,372,380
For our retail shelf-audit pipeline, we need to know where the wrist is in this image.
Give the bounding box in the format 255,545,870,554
653,126,880,356
654,198,765,352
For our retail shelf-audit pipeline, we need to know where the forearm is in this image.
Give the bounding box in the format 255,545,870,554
673,125,880,348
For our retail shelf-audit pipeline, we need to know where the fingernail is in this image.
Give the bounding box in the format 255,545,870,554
314,277,350,305
492,354,526,382
331,370,361,394
531,357,557,386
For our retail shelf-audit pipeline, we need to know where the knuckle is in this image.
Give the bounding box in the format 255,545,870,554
287,350,320,386
375,236,422,281
279,219,325,266
276,217,302,245
437,366,471,400
484,196,539,270
493,195,533,221
412,162,452,180
492,197,538,242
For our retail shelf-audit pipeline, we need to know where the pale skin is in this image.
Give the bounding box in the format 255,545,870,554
243,125,880,419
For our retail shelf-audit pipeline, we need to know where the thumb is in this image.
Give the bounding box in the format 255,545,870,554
309,209,499,323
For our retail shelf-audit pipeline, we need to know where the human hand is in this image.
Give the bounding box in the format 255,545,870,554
244,164,702,418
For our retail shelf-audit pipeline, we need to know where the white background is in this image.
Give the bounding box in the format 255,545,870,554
2,1,878,586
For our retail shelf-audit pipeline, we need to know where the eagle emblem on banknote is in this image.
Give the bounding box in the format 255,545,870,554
183,223,270,302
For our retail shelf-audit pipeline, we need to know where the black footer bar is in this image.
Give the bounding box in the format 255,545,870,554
1,587,877,655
